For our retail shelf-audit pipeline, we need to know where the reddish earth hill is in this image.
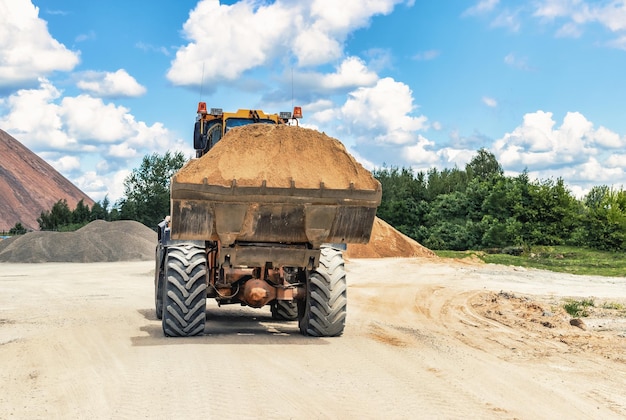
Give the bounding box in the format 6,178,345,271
0,129,94,232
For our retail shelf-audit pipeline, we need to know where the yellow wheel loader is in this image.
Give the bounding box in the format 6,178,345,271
155,103,381,337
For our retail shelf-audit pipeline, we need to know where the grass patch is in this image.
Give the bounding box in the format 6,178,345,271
602,302,625,311
563,298,595,317
434,246,626,278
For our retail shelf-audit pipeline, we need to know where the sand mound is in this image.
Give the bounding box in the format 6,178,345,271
0,220,156,263
344,217,436,259
175,124,379,190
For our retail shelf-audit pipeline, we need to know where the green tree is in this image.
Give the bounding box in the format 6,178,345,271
38,199,72,231
90,196,112,221
118,151,187,228
373,166,428,239
8,222,27,235
72,199,91,224
580,186,626,250
465,148,503,180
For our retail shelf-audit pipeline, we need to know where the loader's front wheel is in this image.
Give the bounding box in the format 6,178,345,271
154,246,165,320
271,301,298,321
162,244,208,337
298,246,347,337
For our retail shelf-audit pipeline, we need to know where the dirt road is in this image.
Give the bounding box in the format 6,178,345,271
1,258,625,419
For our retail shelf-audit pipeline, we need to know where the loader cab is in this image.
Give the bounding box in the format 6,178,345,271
194,120,223,157
194,103,300,158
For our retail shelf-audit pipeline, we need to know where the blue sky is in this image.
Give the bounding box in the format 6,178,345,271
1,0,626,203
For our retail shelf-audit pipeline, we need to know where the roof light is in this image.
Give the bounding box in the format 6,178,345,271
210,108,223,116
279,111,292,119
293,106,302,119
197,102,207,114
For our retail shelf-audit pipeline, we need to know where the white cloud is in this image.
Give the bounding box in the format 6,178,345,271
76,69,147,98
135,41,170,56
492,110,626,194
606,34,626,50
533,0,626,44
299,56,379,91
533,0,578,20
292,26,343,67
108,143,139,159
75,30,96,43
0,0,80,87
555,22,583,37
463,0,500,17
403,135,439,165
48,155,81,173
0,78,76,150
491,10,522,32
482,96,498,107
402,135,475,173
297,0,402,65
606,153,626,168
167,0,410,85
0,79,192,203
60,95,136,143
337,77,428,145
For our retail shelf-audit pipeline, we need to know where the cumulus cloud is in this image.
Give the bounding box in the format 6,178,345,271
0,79,192,202
0,0,80,87
76,69,147,98
401,135,475,174
167,0,410,86
336,77,428,145
48,155,81,173
298,56,378,92
492,110,626,193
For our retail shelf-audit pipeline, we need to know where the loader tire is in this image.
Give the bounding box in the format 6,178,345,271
154,246,164,320
271,301,298,321
162,244,208,337
298,246,347,337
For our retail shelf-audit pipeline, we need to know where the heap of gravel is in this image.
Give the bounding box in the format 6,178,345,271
0,220,156,263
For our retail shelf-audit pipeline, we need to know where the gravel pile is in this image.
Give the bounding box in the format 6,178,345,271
0,220,156,263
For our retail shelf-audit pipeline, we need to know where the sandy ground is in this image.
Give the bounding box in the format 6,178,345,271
1,258,625,419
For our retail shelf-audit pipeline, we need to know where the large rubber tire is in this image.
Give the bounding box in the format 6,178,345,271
162,244,208,337
154,246,165,320
271,301,298,321
298,246,347,337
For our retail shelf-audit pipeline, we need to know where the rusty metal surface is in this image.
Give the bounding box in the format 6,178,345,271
170,177,381,246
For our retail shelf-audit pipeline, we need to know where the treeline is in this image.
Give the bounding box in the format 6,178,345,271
6,149,625,253
374,149,626,252
36,197,118,231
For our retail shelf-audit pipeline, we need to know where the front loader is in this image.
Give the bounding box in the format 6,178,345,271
154,103,381,337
